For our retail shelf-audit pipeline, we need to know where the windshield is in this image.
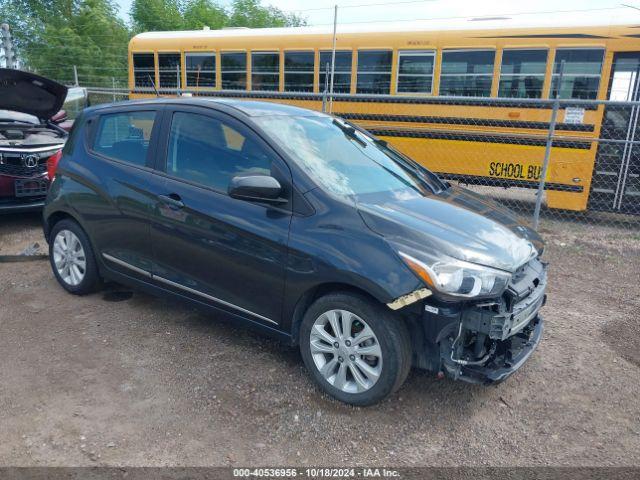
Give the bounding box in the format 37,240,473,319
253,115,443,198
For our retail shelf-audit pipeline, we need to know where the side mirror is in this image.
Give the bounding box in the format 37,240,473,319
228,175,286,204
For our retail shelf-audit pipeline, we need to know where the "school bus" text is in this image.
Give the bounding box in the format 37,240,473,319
489,162,542,181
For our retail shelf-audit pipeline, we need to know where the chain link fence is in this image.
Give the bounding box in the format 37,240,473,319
84,87,640,238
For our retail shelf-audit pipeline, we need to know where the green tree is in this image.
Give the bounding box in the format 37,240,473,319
130,0,184,32
227,0,305,28
129,0,305,32
0,0,129,87
0,0,306,89
182,0,226,30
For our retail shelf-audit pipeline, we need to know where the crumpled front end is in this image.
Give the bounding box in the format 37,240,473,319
405,257,547,384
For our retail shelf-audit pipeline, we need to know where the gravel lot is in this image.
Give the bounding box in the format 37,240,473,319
0,212,639,467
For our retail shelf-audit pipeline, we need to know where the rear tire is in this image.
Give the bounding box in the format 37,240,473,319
49,219,101,295
299,292,412,406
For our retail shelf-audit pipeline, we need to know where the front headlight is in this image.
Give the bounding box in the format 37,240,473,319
394,246,511,299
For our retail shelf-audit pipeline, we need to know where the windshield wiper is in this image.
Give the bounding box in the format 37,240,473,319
373,138,449,192
333,119,367,148
342,120,448,192
335,118,448,193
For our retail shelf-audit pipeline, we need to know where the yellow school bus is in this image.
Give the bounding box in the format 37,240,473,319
128,16,640,214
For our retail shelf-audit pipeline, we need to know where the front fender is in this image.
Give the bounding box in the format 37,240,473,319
281,201,421,333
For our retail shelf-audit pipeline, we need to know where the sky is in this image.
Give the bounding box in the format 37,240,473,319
114,0,640,26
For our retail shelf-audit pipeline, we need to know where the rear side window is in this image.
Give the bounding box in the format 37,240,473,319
252,52,280,91
397,50,435,94
93,111,156,167
221,52,247,90
551,48,604,99
356,50,393,94
284,51,314,92
186,52,216,88
440,50,495,97
166,111,272,192
499,49,548,98
158,53,181,89
132,53,155,88
319,50,352,93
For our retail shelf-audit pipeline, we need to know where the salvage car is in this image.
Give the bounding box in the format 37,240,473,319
0,69,69,213
43,99,547,406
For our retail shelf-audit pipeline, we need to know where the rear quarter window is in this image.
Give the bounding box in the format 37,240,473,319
92,111,156,167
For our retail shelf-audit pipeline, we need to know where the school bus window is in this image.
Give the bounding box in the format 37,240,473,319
439,50,495,97
158,53,181,89
284,51,314,92
356,50,393,95
609,53,640,101
319,50,352,93
185,52,216,88
498,49,547,98
221,52,247,90
132,53,155,88
397,50,435,94
252,52,280,91
551,48,604,99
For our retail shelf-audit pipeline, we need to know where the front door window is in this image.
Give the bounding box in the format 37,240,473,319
166,111,272,192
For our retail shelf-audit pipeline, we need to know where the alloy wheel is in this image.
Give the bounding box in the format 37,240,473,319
309,309,383,394
52,229,87,286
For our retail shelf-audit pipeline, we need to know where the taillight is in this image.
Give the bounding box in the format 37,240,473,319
47,150,63,180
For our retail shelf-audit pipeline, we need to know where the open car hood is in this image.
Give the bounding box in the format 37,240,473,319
0,69,68,120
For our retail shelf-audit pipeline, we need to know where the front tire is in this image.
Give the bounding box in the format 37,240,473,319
49,219,101,295
300,292,411,406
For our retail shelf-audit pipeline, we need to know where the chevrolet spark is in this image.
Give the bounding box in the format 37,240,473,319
44,99,546,406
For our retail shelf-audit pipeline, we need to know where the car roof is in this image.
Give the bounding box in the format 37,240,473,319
87,97,327,118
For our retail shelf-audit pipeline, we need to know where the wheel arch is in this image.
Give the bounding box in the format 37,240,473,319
288,281,390,346
44,208,84,242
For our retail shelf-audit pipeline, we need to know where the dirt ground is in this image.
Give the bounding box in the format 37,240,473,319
0,212,639,467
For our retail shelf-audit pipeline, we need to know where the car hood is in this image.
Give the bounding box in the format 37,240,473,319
0,69,68,120
357,185,544,272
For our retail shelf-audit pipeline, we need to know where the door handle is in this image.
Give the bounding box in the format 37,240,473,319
158,193,184,209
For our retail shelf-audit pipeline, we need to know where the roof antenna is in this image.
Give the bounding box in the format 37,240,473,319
148,74,159,97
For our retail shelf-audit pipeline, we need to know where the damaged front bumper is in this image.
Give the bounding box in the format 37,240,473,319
405,257,547,385
455,315,543,384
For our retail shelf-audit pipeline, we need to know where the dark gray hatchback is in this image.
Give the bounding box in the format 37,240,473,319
43,98,546,405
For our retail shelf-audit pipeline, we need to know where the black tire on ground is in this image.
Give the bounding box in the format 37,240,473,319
49,218,101,295
299,292,412,406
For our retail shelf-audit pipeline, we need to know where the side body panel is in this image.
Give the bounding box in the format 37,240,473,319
45,106,165,281
149,105,293,326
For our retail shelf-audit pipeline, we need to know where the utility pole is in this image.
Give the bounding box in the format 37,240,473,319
328,5,338,113
1,24,16,69
532,60,565,230
73,65,79,86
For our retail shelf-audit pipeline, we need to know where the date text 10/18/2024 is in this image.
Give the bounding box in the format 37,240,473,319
233,468,401,477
